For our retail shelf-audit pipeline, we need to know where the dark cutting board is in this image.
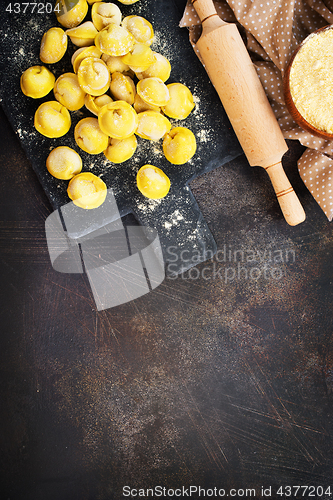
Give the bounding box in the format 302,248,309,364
0,0,242,275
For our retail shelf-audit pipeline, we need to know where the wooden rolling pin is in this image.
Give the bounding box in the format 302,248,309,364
192,0,306,226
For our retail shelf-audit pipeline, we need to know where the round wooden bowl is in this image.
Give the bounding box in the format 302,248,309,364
283,24,333,140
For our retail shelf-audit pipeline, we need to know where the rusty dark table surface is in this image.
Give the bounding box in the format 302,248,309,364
2,47,333,500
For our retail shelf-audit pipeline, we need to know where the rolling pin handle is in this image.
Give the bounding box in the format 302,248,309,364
191,0,226,27
264,162,306,226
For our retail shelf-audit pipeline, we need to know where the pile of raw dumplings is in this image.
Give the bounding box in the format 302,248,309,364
20,0,197,208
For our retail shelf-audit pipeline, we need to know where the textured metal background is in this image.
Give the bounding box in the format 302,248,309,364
2,101,333,498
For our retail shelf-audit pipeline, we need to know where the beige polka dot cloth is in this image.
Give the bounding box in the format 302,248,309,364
180,0,333,220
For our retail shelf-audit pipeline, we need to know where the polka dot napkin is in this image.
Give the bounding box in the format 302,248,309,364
180,0,333,220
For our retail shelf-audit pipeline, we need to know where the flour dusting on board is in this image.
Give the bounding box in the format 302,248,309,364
164,209,185,229
2,0,241,272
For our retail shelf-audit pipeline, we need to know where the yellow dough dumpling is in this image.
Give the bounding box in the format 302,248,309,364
98,100,138,139
101,53,132,75
133,93,160,113
92,2,122,31
163,127,196,164
85,94,113,116
121,43,155,70
34,101,71,138
162,83,195,120
135,53,171,82
66,22,98,47
54,73,86,111
137,77,170,107
74,117,109,154
122,16,154,45
77,57,110,96
40,27,67,64
118,0,140,4
137,165,170,199
20,66,55,98
46,146,82,180
104,135,137,163
67,172,107,209
136,111,171,141
72,46,102,73
95,24,135,57
55,0,88,28
110,72,136,105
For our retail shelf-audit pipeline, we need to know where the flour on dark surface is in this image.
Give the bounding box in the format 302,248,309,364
0,0,241,273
